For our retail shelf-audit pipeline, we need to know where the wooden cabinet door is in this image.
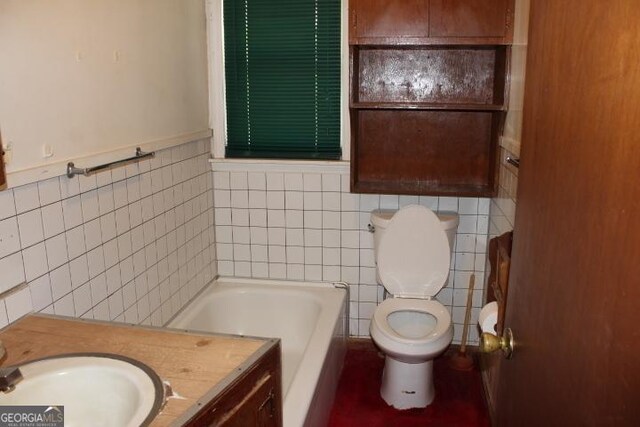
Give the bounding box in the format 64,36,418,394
218,373,278,427
430,0,512,39
186,343,282,427
351,0,429,42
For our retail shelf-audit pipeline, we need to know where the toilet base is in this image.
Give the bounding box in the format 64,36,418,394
380,356,434,409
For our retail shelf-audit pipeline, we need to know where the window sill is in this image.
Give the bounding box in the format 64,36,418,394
209,158,350,174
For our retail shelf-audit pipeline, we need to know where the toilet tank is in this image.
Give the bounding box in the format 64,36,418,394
370,208,459,260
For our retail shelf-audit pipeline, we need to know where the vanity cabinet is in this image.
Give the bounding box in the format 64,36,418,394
186,343,283,427
349,0,514,196
0,315,280,427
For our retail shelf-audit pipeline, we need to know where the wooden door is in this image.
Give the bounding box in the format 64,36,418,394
495,1,640,425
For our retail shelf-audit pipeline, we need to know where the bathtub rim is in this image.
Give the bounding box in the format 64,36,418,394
167,276,348,427
165,275,347,342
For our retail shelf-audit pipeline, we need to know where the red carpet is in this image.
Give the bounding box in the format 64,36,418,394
328,340,491,427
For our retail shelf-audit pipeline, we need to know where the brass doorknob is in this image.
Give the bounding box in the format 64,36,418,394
479,328,514,359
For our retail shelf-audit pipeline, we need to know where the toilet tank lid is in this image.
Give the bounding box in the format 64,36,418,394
371,209,459,231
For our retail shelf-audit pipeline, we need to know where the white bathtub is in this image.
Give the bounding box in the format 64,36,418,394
168,277,348,427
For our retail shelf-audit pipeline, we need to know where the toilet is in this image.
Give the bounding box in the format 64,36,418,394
369,205,459,409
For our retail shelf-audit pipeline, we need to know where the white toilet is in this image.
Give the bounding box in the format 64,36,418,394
369,205,459,409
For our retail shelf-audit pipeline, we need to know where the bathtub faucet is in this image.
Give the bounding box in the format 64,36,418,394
0,340,23,393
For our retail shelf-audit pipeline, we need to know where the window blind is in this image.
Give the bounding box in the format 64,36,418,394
223,0,341,160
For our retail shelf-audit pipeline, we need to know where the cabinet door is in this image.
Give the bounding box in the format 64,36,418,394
430,0,511,39
352,0,429,41
219,373,278,427
185,343,282,427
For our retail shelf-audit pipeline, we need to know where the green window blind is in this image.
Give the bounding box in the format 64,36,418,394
223,0,341,160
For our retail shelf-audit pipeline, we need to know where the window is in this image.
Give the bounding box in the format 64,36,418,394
223,0,341,160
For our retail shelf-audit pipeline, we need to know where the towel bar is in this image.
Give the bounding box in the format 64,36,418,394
66,147,155,178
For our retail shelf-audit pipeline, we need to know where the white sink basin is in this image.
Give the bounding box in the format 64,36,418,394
0,354,164,427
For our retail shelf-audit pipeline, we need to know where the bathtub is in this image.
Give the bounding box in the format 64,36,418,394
168,277,348,427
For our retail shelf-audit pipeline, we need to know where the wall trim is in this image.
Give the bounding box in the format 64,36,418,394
6,129,213,188
210,158,350,174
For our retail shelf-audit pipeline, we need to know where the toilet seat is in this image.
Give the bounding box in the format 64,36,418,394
372,298,452,346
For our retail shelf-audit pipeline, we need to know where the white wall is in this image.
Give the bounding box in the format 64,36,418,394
0,0,210,186
501,0,530,156
491,0,528,237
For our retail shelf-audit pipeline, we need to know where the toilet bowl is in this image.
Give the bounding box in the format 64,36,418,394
369,205,458,409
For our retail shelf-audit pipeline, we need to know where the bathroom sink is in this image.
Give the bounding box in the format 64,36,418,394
0,353,164,427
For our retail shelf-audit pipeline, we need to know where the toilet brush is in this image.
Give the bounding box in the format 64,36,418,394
448,273,475,371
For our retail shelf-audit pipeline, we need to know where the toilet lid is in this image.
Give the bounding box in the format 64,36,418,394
377,205,451,298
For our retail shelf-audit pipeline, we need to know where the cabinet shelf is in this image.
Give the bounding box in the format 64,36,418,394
354,180,495,197
350,46,508,107
350,102,506,111
349,109,504,197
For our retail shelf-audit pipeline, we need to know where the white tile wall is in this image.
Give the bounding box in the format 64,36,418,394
212,168,489,343
2,140,497,345
485,146,519,308
0,140,217,329
490,147,519,238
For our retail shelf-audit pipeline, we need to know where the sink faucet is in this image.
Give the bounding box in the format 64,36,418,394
0,340,22,393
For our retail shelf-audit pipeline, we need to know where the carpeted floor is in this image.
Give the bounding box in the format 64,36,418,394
328,340,491,427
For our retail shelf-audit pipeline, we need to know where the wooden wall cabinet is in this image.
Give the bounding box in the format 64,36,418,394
186,343,283,426
349,0,514,196
351,0,430,42
350,0,514,45
429,0,513,40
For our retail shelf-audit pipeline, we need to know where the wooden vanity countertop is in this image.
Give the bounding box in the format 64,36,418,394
0,314,273,426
